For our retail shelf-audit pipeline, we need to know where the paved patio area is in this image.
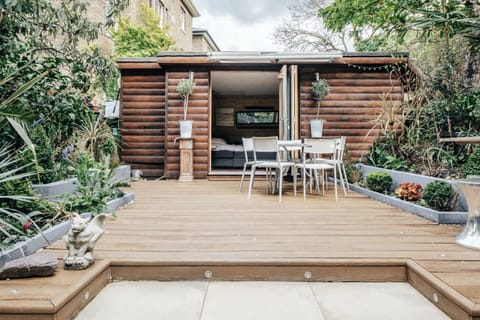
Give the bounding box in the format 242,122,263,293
76,281,452,320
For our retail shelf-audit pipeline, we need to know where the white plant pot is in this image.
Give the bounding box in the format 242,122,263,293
179,120,193,138
310,119,324,138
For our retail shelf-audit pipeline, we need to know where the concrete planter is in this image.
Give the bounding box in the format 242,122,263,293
32,178,78,199
31,165,131,200
0,220,72,267
111,165,131,184
103,191,135,214
355,164,468,224
0,192,135,265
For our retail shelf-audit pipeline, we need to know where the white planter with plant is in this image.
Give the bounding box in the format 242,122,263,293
310,76,330,138
177,72,195,138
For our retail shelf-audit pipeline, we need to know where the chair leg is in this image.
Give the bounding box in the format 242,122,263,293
240,163,248,192
278,169,283,202
309,168,313,194
337,163,347,196
247,166,256,199
333,166,338,202
270,168,276,195
293,166,297,196
313,170,321,195
342,163,350,191
302,168,307,200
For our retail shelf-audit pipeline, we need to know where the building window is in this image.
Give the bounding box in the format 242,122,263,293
180,7,186,32
149,0,165,27
158,1,164,26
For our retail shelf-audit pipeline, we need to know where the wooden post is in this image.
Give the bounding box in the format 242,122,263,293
178,138,194,182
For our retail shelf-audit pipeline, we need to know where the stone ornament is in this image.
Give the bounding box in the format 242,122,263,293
0,252,57,279
64,214,107,270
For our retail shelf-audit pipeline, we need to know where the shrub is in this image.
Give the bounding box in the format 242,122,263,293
23,125,56,184
395,182,423,201
365,171,393,194
462,146,480,178
422,181,457,211
62,155,124,215
345,164,361,184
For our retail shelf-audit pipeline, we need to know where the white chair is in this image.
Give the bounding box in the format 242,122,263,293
278,139,303,196
296,138,338,201
239,137,255,192
247,136,297,202
315,136,349,195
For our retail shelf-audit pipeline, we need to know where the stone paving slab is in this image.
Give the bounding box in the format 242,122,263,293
75,281,452,320
310,282,452,320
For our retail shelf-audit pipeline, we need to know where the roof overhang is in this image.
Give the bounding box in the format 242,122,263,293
192,28,221,52
117,51,413,69
117,57,161,70
181,0,200,17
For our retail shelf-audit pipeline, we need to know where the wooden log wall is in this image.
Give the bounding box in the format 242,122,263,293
299,66,404,160
120,71,166,177
165,71,210,179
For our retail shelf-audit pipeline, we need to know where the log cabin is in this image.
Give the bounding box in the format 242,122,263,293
117,51,415,179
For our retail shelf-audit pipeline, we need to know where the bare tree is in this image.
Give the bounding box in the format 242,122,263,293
273,0,351,52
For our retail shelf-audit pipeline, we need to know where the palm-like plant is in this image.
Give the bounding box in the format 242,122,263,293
75,112,117,162
0,145,36,245
1,70,50,183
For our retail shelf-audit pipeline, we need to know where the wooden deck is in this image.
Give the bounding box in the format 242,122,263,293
1,180,480,320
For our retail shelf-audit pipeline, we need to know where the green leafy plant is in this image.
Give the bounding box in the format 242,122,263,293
365,171,393,194
382,155,409,171
311,78,330,119
21,125,56,184
365,141,409,171
62,155,125,216
1,0,127,155
0,145,55,248
345,163,361,184
111,3,176,57
395,182,423,201
75,112,118,163
462,146,480,178
422,181,457,211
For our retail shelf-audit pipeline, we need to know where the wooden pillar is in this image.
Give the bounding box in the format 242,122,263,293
178,138,194,182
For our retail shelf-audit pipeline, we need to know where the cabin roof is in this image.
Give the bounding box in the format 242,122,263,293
117,51,411,69
117,51,410,70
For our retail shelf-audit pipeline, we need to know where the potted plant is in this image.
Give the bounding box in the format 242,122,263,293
177,72,195,138
310,76,330,138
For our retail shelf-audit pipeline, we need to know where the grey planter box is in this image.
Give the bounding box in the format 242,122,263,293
0,192,135,266
0,220,72,267
104,191,135,214
354,165,468,224
359,164,467,211
32,178,78,199
31,165,131,200
111,165,131,184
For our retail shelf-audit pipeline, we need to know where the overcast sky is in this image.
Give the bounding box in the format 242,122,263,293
192,0,297,51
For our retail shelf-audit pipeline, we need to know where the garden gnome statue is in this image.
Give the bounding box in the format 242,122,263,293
64,214,107,270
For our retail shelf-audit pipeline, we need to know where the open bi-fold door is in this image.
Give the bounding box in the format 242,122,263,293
278,65,299,141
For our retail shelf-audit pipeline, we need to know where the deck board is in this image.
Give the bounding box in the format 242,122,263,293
2,180,480,320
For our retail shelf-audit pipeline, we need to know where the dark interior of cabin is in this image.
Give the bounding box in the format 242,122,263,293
210,71,280,171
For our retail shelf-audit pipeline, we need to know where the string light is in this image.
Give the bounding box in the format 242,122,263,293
338,59,408,72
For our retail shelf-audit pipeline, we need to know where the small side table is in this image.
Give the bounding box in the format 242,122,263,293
177,137,194,182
